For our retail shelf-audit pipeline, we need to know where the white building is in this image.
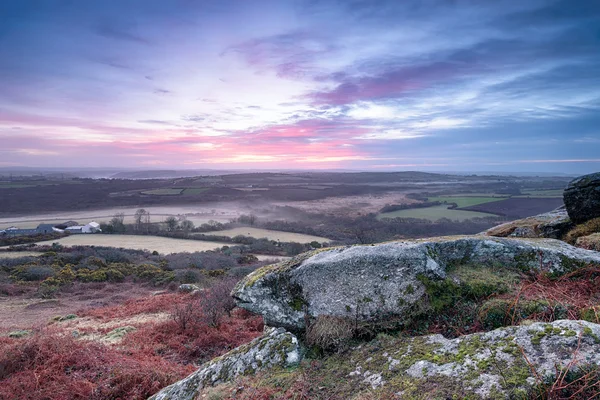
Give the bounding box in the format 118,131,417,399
65,221,102,234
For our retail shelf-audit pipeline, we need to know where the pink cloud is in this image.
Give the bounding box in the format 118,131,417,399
1,117,377,168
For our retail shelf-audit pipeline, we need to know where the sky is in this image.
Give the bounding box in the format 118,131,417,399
1,0,600,173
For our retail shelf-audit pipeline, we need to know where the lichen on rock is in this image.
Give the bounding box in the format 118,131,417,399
346,320,600,399
148,327,300,400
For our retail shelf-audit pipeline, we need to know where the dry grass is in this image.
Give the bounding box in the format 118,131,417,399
306,315,355,352
576,233,600,251
564,217,600,244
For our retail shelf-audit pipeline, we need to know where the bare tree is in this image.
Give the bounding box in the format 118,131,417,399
134,209,150,232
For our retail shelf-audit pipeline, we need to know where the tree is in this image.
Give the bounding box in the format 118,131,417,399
164,216,179,231
180,219,194,232
238,214,257,226
109,213,126,233
134,209,150,232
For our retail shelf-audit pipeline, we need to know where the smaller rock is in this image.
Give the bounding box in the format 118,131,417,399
178,284,201,293
564,172,600,224
149,327,300,400
485,207,572,239
59,314,78,322
8,330,31,338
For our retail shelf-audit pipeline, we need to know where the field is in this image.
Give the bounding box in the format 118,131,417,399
183,188,209,195
377,205,498,221
141,188,184,196
0,205,237,229
0,251,44,258
426,196,505,208
203,227,330,243
461,197,564,219
29,235,229,254
251,254,290,261
274,192,418,217
515,189,564,198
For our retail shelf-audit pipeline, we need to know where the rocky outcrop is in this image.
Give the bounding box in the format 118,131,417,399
564,172,600,224
484,207,572,239
233,236,600,332
347,320,600,399
148,327,300,400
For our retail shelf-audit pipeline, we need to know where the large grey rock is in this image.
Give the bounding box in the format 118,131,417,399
148,327,300,400
233,236,600,332
484,207,572,239
564,172,600,224
348,320,600,399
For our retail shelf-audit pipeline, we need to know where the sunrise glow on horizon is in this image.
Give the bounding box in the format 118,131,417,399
1,0,600,173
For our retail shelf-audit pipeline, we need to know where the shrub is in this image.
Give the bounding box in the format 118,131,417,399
177,269,201,284
199,278,238,327
171,299,201,331
11,265,55,281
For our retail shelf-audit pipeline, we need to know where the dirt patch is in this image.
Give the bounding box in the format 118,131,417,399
25,300,62,310
0,282,162,333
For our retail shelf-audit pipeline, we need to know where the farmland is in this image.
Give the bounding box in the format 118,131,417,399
377,205,498,221
29,235,229,254
515,189,564,198
426,196,506,208
202,227,330,243
0,205,237,229
141,188,184,196
460,197,565,219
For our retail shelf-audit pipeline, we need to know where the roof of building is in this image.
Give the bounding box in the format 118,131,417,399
37,224,56,230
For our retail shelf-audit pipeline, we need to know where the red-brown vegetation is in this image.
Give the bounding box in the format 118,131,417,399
0,290,263,400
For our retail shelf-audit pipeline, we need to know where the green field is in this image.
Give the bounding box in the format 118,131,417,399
377,205,498,221
183,188,209,195
427,196,505,208
141,188,184,195
515,189,563,198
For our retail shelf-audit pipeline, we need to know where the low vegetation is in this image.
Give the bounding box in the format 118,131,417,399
0,289,263,400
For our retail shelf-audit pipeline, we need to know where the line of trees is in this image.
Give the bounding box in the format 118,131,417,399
100,210,196,234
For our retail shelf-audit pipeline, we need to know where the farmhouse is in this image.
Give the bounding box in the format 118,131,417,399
64,221,101,234
0,224,65,236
